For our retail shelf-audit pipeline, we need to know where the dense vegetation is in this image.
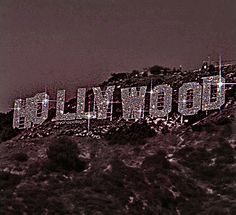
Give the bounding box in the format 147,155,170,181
106,121,156,145
45,136,86,172
0,111,19,143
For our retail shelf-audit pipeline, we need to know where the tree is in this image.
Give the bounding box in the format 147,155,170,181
46,137,86,172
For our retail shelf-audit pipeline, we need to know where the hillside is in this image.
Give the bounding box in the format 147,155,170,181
0,64,236,214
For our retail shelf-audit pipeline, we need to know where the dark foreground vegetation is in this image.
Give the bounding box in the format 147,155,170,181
0,112,235,214
45,137,86,172
106,121,156,145
0,111,19,143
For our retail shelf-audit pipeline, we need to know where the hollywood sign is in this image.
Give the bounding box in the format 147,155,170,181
13,75,225,129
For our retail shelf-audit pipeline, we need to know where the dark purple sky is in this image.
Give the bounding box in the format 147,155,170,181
0,0,236,112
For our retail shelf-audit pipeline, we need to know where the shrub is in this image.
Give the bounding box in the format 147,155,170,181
0,111,20,143
46,136,86,172
13,152,29,162
106,121,156,145
141,151,170,170
215,116,233,125
0,171,21,189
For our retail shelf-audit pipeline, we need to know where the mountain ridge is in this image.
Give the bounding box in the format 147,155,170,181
0,63,236,214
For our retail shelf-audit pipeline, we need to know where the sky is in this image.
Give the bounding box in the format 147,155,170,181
0,0,236,112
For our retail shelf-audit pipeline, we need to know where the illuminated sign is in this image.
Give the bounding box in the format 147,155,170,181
13,75,225,129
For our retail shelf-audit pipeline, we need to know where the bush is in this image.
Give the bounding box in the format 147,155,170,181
106,121,156,145
0,171,21,189
0,111,20,143
141,151,170,170
13,152,29,162
46,136,86,172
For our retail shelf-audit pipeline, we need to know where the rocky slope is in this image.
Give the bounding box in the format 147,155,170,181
0,64,235,214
